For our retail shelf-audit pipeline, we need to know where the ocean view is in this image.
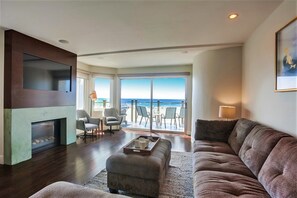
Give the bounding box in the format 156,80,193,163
121,98,185,108
94,98,185,109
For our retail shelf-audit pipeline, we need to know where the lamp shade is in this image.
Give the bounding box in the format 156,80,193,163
89,90,97,101
219,106,236,119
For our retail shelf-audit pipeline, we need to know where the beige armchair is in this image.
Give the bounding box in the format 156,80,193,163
104,108,123,135
76,110,100,138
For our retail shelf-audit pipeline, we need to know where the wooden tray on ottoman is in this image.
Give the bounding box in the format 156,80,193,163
123,136,160,155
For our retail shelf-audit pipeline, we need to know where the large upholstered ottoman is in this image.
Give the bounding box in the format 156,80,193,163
106,139,172,197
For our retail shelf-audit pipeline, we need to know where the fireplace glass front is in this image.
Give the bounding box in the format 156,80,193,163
32,120,60,154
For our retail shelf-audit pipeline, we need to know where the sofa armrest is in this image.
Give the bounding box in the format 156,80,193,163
195,119,238,142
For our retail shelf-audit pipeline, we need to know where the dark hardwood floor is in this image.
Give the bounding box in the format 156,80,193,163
0,130,192,198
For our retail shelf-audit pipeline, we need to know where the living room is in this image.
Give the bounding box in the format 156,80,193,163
0,0,296,197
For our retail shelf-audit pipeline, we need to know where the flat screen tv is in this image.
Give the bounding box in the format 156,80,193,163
23,54,72,92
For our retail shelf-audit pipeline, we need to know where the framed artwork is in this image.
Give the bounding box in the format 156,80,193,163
275,17,297,92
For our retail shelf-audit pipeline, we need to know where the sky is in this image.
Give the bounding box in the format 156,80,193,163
121,78,186,99
95,78,111,100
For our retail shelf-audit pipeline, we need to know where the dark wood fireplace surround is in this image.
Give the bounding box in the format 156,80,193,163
4,30,77,108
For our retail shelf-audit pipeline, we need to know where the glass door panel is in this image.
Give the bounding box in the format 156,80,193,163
120,79,151,130
152,78,186,132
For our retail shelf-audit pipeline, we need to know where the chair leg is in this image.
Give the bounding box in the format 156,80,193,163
109,126,114,135
139,117,143,125
175,118,177,128
145,118,148,127
80,130,87,139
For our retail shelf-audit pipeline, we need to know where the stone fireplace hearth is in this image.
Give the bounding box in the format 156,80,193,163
4,106,76,165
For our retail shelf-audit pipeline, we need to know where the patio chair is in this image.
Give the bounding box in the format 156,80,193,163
103,108,123,135
177,107,186,127
136,106,142,123
76,110,100,138
139,106,151,127
161,107,177,128
120,107,128,126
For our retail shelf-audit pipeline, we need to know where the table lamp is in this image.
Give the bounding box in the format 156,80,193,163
219,105,236,120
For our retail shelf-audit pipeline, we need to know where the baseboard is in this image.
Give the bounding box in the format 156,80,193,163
0,155,3,164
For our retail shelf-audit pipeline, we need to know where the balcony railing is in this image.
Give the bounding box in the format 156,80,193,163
120,99,185,131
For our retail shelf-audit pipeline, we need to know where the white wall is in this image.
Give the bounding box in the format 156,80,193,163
0,28,4,164
77,61,91,72
192,47,242,137
117,65,192,74
242,0,297,137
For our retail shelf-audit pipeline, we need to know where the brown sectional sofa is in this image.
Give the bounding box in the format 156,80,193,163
193,118,297,198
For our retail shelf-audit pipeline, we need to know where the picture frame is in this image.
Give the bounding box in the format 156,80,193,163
275,17,297,92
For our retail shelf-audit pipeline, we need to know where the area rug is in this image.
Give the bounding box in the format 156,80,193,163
84,151,193,198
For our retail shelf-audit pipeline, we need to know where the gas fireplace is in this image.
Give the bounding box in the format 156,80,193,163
32,119,61,154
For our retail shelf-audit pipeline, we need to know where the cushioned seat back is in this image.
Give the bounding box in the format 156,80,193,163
239,125,289,177
228,118,258,154
104,108,118,117
258,137,297,198
195,119,237,142
76,110,90,122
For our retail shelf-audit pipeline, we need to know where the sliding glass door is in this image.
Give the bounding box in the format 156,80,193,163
152,78,186,132
120,77,187,133
120,79,152,129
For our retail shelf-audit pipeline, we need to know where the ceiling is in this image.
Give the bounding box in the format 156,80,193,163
0,0,283,68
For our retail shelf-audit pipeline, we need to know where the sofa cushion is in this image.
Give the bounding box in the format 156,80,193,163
29,181,129,198
239,125,289,177
258,137,297,198
193,171,270,198
193,140,235,155
195,119,237,142
193,152,255,178
228,118,258,154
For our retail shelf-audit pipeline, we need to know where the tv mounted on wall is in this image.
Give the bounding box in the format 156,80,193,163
23,53,72,92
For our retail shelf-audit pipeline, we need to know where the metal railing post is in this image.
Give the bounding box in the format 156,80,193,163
131,100,134,122
135,100,138,123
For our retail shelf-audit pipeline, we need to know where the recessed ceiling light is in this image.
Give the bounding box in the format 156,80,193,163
228,13,239,19
58,39,69,44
